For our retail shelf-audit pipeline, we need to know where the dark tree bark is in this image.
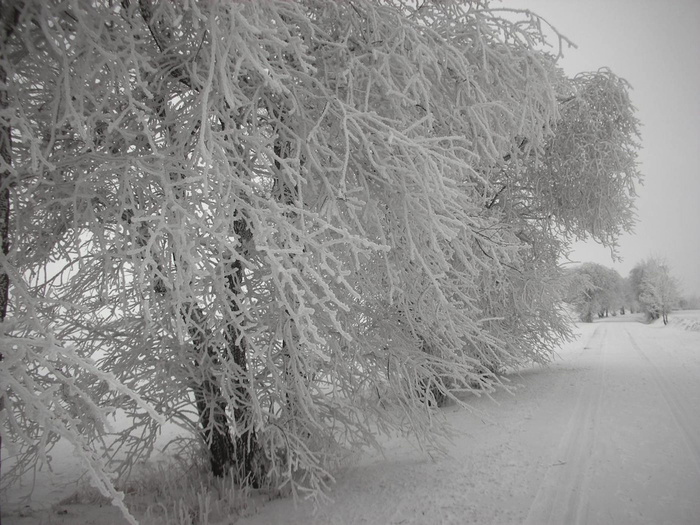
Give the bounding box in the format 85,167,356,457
133,0,243,479
418,336,447,407
0,1,20,482
0,57,10,328
0,0,19,345
271,109,302,426
183,303,237,478
224,218,261,486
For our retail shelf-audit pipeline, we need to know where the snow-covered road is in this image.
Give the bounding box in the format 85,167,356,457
239,318,700,525
4,317,699,524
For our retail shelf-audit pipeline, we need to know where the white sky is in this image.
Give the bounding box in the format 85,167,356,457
505,0,700,296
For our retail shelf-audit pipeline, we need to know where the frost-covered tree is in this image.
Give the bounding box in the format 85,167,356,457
566,263,624,322
630,258,679,324
0,0,641,519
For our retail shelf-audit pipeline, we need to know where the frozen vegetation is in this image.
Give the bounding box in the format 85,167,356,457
566,258,682,325
4,312,700,524
0,1,652,523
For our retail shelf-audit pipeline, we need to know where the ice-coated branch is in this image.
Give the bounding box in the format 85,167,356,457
0,0,641,518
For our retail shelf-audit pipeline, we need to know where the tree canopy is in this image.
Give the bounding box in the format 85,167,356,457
629,258,679,324
0,1,641,520
566,262,625,322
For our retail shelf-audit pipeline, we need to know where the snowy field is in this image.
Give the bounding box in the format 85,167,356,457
3,311,700,524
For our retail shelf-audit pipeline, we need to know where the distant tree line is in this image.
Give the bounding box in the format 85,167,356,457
678,294,700,310
566,257,682,324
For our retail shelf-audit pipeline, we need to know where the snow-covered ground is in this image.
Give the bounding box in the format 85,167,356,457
666,309,700,332
3,311,700,524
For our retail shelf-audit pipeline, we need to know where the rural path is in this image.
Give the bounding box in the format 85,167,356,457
239,318,700,525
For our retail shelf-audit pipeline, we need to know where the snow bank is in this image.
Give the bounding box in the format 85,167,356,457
668,310,700,332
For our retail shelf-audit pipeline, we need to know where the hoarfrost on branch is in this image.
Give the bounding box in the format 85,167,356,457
0,0,641,516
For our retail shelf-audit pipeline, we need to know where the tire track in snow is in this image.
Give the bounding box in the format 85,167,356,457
624,327,700,476
524,325,607,525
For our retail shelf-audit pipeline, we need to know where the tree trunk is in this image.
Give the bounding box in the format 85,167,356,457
224,220,261,486
0,5,17,476
418,336,447,406
0,0,18,288
135,4,242,476
0,62,8,486
271,114,303,426
183,303,237,478
0,60,10,332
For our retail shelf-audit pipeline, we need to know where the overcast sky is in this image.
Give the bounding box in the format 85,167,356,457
507,0,700,296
